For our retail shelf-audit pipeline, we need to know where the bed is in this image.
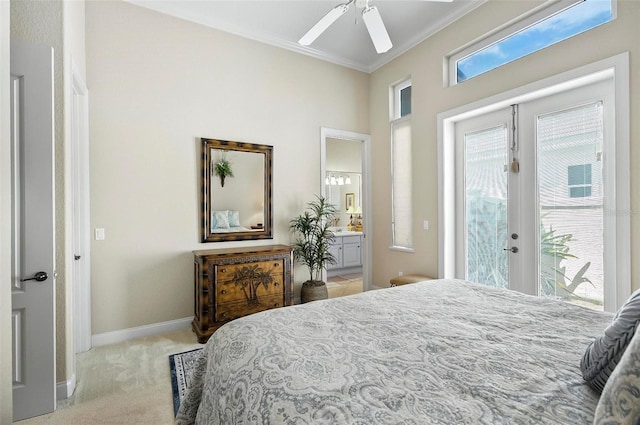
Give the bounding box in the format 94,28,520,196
176,279,617,424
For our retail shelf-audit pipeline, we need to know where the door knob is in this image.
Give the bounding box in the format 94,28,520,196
20,271,48,282
503,247,519,253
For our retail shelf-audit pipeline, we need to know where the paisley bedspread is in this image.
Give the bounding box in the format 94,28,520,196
176,279,612,425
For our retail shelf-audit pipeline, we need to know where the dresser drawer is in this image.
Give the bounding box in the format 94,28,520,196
216,294,285,322
215,259,284,283
216,274,284,303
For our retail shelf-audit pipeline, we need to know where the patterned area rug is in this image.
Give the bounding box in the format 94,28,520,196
169,348,204,416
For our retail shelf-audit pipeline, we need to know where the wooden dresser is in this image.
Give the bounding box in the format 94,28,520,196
192,245,293,343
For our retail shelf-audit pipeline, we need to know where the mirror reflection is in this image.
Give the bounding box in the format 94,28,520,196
325,171,362,230
201,138,272,242
325,136,363,232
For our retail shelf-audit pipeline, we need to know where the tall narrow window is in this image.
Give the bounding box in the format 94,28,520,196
391,80,413,250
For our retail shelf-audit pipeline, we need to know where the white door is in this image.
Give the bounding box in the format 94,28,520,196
11,39,56,421
455,108,514,291
455,78,614,311
518,79,613,309
71,71,91,354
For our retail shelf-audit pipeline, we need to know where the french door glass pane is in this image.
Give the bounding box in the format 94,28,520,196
465,125,509,288
537,102,604,310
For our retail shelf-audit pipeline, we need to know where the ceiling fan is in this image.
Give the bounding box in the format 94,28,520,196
298,0,453,54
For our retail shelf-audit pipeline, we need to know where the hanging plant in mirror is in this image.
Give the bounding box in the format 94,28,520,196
212,151,234,187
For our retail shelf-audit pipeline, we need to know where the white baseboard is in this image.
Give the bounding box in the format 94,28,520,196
56,373,76,401
91,317,193,347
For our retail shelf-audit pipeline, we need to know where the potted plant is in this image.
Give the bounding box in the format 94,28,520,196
289,195,337,303
212,154,233,187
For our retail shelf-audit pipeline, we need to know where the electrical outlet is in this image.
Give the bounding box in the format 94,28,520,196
423,220,429,230
398,271,403,276
95,228,105,241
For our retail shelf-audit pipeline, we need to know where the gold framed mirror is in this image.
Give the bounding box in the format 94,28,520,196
201,138,273,242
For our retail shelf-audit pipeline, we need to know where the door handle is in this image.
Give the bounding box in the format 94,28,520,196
20,271,48,282
74,255,81,260
503,247,519,253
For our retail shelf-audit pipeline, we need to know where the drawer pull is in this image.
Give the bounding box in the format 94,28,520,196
274,303,279,307
221,289,227,295
274,263,280,267
274,282,279,287
221,312,227,317
221,268,227,273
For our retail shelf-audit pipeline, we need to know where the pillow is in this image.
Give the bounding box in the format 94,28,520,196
228,210,240,227
211,210,230,230
593,325,640,425
581,288,640,392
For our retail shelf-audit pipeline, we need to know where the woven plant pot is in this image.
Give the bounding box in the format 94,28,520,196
300,280,328,303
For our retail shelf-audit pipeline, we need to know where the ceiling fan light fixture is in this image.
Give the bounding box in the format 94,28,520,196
362,6,392,54
298,3,350,46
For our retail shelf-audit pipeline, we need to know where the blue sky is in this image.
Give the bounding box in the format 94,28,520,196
458,0,612,82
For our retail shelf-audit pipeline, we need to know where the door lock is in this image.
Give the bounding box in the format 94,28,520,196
503,247,519,253
20,271,48,282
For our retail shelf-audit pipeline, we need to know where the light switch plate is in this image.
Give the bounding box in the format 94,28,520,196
95,228,105,240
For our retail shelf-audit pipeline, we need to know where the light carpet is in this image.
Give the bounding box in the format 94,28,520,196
15,328,201,425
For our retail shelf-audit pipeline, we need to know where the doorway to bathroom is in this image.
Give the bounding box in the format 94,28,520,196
320,127,371,296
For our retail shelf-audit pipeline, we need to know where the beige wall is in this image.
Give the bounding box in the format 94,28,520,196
369,0,640,289
1,1,13,420
86,1,370,334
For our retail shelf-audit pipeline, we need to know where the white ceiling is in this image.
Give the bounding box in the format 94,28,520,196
127,0,485,73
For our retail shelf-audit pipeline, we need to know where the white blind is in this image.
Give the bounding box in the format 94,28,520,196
537,101,603,206
391,118,412,248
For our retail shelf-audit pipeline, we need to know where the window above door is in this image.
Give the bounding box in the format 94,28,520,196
448,0,615,85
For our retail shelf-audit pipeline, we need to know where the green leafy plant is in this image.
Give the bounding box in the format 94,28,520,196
540,223,593,300
212,155,233,187
289,196,337,283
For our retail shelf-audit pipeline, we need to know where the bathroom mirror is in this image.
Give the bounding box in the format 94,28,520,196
325,171,362,228
201,138,272,242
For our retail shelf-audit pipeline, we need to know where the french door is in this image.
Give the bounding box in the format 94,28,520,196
455,78,613,311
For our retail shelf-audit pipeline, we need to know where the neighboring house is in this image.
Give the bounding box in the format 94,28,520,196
1,0,638,421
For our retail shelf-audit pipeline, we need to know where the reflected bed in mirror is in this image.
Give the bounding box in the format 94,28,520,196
201,138,273,242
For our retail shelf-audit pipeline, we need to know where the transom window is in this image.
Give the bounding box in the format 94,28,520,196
449,0,614,85
393,79,412,119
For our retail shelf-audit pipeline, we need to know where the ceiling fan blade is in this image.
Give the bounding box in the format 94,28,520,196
299,3,350,46
362,6,392,54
